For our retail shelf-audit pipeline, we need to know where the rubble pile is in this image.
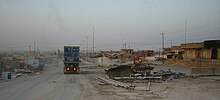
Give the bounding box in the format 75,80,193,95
105,64,186,82
99,63,186,91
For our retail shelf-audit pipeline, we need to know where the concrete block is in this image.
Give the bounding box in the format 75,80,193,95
2,72,12,80
214,67,220,75
191,67,214,76
98,57,118,67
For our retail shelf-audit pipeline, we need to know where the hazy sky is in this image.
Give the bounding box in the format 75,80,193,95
0,0,220,51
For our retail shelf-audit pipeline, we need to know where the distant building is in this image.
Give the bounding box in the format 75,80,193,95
121,49,134,55
138,50,154,57
163,46,183,59
100,51,121,59
2,57,19,72
204,40,220,59
181,40,220,59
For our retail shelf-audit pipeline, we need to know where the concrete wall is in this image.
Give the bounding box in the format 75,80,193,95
164,59,220,67
183,49,213,59
214,67,220,75
191,67,214,76
181,43,204,49
97,57,117,67
218,48,220,59
201,49,212,59
191,67,220,76
184,49,197,59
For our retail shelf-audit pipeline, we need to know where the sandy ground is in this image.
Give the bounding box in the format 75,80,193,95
92,64,220,100
0,59,219,100
0,60,105,100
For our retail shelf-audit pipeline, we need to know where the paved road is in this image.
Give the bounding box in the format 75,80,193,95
0,62,102,100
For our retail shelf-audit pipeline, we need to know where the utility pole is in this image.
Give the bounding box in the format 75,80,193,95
161,32,165,63
37,40,38,51
90,26,96,62
28,45,31,57
86,36,89,60
161,32,165,51
82,40,85,54
185,21,187,44
34,41,36,58
37,40,39,57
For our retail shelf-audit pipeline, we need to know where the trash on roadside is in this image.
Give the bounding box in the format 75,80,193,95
101,64,186,91
105,64,186,82
97,77,150,91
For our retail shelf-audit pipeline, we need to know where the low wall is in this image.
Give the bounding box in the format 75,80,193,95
191,67,220,76
214,67,220,75
164,59,220,67
191,67,214,76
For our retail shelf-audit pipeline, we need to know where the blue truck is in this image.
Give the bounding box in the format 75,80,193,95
63,46,80,74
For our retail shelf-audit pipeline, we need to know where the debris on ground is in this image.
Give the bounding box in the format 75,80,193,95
12,73,22,78
97,77,150,91
101,63,186,91
105,64,186,82
97,77,135,89
153,69,186,81
200,76,220,81
105,65,131,79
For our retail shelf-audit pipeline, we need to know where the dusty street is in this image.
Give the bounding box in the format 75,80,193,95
0,61,105,100
0,60,220,100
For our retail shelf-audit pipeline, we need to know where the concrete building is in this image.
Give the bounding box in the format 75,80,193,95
181,40,220,59
204,40,220,59
181,43,204,59
164,40,220,67
164,46,183,59
2,57,19,72
100,51,122,59
121,49,134,55
138,50,154,57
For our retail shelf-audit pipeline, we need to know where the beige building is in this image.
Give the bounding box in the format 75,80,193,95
181,40,220,59
138,50,154,57
121,49,134,55
164,46,183,59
